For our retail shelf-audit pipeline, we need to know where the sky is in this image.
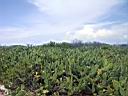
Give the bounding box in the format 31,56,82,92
0,0,128,45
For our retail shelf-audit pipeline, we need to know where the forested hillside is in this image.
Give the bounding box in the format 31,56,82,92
0,43,128,96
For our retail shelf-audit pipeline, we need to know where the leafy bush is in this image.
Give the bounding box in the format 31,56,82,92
0,44,128,96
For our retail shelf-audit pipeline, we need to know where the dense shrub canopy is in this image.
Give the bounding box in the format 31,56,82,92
0,44,128,96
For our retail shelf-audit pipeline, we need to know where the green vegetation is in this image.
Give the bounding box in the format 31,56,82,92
0,43,128,96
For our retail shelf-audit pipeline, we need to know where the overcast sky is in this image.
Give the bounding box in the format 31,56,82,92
0,0,128,45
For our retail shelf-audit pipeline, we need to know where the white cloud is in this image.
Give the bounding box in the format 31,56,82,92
0,27,40,40
0,0,127,45
0,23,73,44
29,0,120,23
1,22,128,44
65,22,128,44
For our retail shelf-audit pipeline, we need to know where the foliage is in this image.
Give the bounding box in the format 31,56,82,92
0,44,128,96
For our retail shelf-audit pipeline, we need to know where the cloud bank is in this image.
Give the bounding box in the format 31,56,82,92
0,0,127,45
29,0,120,23
65,22,128,44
